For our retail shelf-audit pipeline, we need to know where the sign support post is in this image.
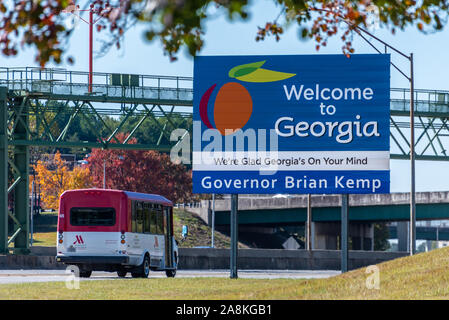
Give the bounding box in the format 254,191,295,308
230,194,238,279
341,194,349,273
306,194,312,251
211,193,216,248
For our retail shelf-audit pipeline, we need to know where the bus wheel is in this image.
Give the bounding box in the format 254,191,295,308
132,255,150,278
117,270,127,278
165,269,176,278
79,270,92,278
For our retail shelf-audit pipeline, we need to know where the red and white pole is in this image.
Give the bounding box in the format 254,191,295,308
88,4,94,93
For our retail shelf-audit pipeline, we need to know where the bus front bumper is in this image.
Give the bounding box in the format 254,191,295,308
56,255,129,264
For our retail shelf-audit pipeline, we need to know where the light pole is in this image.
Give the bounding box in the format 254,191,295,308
354,29,416,255
103,158,106,189
89,4,93,92
63,4,110,93
311,8,416,256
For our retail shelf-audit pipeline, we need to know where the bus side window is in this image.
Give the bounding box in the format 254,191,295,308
150,206,157,234
143,203,150,234
162,207,168,230
131,201,137,233
136,203,144,234
156,207,164,235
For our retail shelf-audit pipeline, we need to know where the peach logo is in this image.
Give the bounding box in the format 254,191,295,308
199,61,296,136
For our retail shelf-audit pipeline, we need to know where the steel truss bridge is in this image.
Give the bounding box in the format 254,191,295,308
1,66,449,254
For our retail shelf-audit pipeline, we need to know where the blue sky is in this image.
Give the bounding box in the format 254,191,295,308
2,0,449,193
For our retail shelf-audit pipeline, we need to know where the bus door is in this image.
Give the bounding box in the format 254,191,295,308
164,206,174,268
128,201,144,257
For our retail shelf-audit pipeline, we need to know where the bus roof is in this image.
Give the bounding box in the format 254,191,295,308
123,191,173,206
61,189,173,206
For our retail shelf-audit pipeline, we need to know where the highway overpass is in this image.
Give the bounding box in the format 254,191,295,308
187,192,449,251
192,192,449,225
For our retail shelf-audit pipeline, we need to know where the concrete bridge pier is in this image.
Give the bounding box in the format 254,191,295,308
313,222,374,251
313,222,339,250
397,221,409,252
351,223,374,251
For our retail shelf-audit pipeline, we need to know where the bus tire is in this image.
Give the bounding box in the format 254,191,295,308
165,269,176,278
132,255,150,278
79,270,92,278
117,270,127,278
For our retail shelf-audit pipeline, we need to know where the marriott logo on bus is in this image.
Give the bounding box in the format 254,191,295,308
73,235,84,245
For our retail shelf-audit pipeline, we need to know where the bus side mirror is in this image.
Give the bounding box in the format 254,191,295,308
182,225,188,241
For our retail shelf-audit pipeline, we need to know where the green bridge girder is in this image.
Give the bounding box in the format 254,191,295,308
213,203,449,226
1,66,449,254
388,225,449,241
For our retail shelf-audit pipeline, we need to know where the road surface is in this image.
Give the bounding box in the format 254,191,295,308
0,269,340,284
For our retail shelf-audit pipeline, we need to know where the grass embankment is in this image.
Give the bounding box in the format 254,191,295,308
7,211,58,248
31,211,58,247
29,208,247,249
2,246,449,299
173,209,248,248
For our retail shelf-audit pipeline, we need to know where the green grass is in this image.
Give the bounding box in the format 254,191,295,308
31,211,58,247
2,246,449,299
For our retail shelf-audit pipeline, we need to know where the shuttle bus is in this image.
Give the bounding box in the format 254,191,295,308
56,189,178,278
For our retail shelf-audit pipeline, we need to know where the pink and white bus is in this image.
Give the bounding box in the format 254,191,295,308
56,189,178,278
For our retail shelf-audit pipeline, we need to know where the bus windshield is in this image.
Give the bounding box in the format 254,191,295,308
70,207,116,226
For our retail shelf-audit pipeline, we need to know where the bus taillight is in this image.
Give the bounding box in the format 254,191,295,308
58,231,63,244
120,231,126,244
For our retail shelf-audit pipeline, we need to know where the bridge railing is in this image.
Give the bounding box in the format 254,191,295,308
2,68,449,113
0,67,194,103
391,88,449,114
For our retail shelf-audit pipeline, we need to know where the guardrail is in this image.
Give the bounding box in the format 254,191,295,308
175,202,203,209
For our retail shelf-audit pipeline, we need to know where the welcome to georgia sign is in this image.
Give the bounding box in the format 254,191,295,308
192,54,390,194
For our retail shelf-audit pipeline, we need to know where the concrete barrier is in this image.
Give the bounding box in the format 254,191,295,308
0,247,408,271
0,254,65,270
178,248,408,271
0,247,64,270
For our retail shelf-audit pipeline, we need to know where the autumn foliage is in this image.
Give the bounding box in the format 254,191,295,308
87,133,192,203
33,151,92,210
32,134,192,209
